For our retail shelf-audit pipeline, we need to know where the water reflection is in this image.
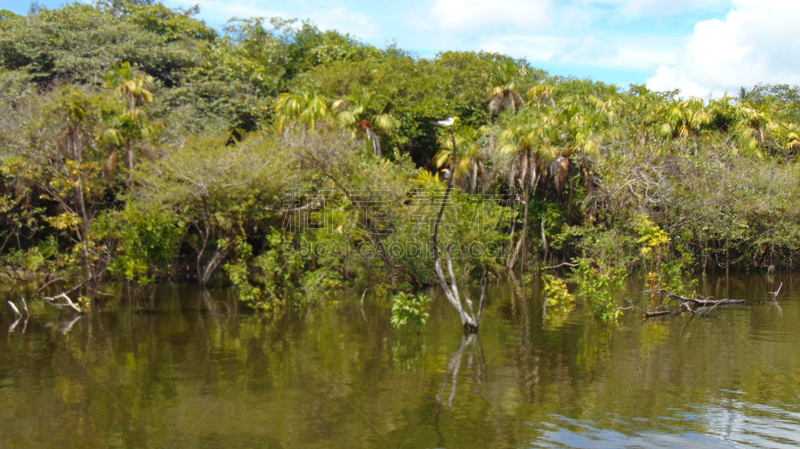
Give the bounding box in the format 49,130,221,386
437,333,485,408
0,275,799,448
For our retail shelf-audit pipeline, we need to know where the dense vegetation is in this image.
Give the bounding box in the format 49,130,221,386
3,1,800,316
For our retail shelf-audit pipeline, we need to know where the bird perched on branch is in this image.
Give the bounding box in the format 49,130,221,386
433,116,459,127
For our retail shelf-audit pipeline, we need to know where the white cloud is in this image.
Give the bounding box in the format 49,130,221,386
307,6,381,39
624,0,726,16
560,0,726,18
478,35,571,61
427,0,551,34
479,32,680,74
167,0,280,22
647,1,800,97
167,0,381,39
603,39,682,70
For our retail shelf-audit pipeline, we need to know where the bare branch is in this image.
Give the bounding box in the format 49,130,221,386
476,270,488,326
7,300,21,318
770,282,783,301
34,277,66,295
541,262,579,270
44,293,83,314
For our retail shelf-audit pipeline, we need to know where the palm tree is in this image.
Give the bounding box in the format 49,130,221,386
605,84,663,146
432,125,492,193
331,88,400,156
775,122,800,156
274,91,331,133
499,112,557,271
101,62,156,188
708,93,775,158
658,97,710,140
708,93,738,133
527,83,557,108
488,61,527,115
734,99,774,154
551,95,604,192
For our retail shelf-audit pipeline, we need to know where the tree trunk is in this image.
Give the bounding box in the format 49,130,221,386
373,236,396,289
69,128,94,283
125,138,134,188
471,160,478,194
367,127,381,156
200,246,227,286
508,149,534,272
432,128,488,332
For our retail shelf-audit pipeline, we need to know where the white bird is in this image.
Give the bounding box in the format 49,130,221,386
433,116,460,127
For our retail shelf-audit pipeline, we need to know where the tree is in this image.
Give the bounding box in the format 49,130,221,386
1,87,108,284
274,91,331,133
54,89,98,280
711,92,777,158
733,99,773,155
432,124,494,194
658,97,710,140
331,88,400,156
284,128,413,290
218,17,290,96
430,124,489,332
488,60,527,115
139,131,290,286
528,83,557,107
100,62,157,188
0,4,208,87
499,108,557,271
551,94,604,193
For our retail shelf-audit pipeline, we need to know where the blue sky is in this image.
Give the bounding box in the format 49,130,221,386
4,0,799,97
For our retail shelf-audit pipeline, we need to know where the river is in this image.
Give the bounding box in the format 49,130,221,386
2,274,799,448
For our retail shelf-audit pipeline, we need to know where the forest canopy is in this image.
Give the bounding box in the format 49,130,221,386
3,1,800,317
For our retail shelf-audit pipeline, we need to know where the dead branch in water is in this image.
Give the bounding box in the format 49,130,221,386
43,293,83,314
7,300,21,317
643,289,747,317
619,299,679,319
8,297,31,334
645,289,746,306
769,282,783,301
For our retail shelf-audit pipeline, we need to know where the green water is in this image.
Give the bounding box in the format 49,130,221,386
2,274,799,448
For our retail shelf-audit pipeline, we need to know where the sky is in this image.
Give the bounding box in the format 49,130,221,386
4,0,800,97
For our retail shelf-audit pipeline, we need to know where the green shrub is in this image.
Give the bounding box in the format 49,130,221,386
390,292,431,330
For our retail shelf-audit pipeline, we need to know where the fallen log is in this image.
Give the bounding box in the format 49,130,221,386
644,290,746,306
643,289,747,316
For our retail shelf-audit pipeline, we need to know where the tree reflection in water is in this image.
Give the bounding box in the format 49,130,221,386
436,333,486,407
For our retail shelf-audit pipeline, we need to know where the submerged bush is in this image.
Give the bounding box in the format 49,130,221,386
391,292,432,330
